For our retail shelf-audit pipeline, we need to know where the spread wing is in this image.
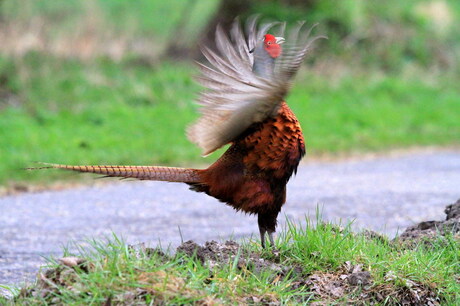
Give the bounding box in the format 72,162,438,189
188,17,323,155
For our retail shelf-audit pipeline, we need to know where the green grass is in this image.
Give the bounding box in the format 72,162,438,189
1,219,458,304
1,54,459,185
291,73,460,153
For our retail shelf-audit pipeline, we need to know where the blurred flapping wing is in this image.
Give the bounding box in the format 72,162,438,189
188,17,323,155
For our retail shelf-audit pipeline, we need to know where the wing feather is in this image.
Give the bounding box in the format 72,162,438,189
188,18,323,155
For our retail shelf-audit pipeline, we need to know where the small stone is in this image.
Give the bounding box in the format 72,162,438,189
347,271,372,286
59,257,85,268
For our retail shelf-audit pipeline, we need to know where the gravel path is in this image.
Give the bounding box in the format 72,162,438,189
1,150,459,289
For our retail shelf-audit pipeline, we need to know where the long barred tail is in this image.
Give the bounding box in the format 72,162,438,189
28,163,202,183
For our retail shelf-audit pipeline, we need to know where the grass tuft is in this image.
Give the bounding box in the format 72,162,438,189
1,218,458,304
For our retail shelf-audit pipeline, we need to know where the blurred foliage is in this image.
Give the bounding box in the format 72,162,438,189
250,0,459,73
1,0,215,39
0,0,219,59
0,0,458,73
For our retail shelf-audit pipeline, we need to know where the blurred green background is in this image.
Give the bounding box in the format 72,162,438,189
0,0,459,186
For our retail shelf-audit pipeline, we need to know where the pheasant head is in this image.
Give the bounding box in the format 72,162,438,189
252,33,285,78
262,34,285,58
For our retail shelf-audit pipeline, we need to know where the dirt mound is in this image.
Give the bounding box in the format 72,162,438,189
399,199,460,243
15,239,442,305
174,240,440,305
14,201,459,304
176,240,288,276
304,264,439,305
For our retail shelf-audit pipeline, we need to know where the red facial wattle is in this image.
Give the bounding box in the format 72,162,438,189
264,34,282,58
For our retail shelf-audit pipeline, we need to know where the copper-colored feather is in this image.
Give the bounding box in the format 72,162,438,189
31,17,322,249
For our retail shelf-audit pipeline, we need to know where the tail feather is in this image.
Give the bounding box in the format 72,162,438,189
27,163,202,183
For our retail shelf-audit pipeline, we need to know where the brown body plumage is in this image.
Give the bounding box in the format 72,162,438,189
32,18,320,248
190,101,304,246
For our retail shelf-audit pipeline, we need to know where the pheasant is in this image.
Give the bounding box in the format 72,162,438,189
32,18,321,248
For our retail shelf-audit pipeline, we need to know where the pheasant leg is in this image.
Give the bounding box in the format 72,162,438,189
268,231,275,247
258,212,278,249
259,226,267,248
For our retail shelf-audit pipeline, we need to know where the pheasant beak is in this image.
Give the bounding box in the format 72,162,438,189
275,37,285,45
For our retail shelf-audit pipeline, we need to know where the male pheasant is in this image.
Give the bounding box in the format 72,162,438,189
33,18,321,248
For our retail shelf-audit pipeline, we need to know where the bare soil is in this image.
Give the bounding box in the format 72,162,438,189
398,199,460,245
